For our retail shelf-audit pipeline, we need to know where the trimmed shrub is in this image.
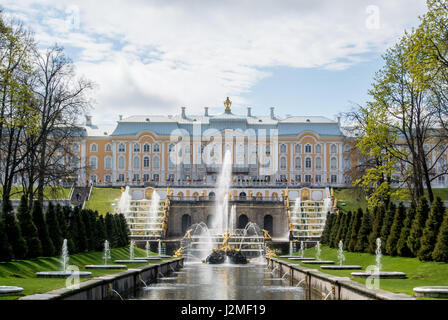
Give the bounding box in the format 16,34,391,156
46,202,63,252
2,200,28,259
32,201,55,257
17,196,42,258
369,205,385,254
348,208,363,252
386,203,406,256
432,210,448,262
418,197,445,261
397,203,416,257
407,197,430,256
355,208,371,252
380,203,395,248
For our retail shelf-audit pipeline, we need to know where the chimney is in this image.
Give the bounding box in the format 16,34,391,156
119,115,123,121
270,107,275,119
85,115,92,126
247,107,252,117
181,107,186,119
204,107,209,117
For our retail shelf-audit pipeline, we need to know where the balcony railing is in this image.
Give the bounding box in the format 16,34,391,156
170,196,283,202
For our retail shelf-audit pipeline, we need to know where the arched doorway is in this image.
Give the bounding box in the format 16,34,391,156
206,215,213,228
238,214,249,229
271,192,279,201
177,192,184,200
181,214,191,235
264,215,273,236
256,192,263,200
192,192,199,200
239,192,247,200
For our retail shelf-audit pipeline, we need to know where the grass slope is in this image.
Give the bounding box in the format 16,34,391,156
0,246,168,300
279,246,448,298
0,186,71,200
83,187,122,215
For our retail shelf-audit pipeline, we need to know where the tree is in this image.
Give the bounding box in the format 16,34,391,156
0,216,13,261
339,211,352,248
46,202,63,252
386,203,407,256
328,213,342,248
380,203,396,248
433,207,448,262
344,211,355,250
333,213,347,248
118,214,130,246
397,203,417,257
73,207,87,252
368,206,385,254
418,197,445,261
95,215,107,251
320,214,335,245
32,201,55,257
407,197,430,256
2,199,27,259
348,209,363,252
355,208,372,252
16,195,41,258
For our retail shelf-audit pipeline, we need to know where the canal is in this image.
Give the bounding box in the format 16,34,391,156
135,260,318,300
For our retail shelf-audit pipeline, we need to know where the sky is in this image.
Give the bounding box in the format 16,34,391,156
1,0,429,125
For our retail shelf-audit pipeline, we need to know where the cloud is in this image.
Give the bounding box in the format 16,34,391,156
1,0,428,124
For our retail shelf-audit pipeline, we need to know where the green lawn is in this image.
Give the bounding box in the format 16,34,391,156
279,246,448,298
0,186,71,200
83,187,123,215
0,246,168,300
334,188,448,213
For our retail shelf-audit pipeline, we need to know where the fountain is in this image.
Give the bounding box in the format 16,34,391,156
351,238,407,279
85,240,127,269
321,240,362,270
287,241,315,261
115,241,153,264
36,239,92,278
302,241,335,265
0,286,24,297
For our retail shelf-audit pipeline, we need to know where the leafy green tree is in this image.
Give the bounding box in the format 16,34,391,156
355,208,372,252
407,197,430,256
368,206,384,254
386,203,407,256
328,213,342,248
433,208,448,262
418,197,445,261
32,201,55,257
348,209,363,252
46,202,63,252
0,215,13,261
397,203,417,257
344,211,355,250
16,195,42,258
2,199,28,259
333,213,347,248
320,214,335,245
380,203,396,248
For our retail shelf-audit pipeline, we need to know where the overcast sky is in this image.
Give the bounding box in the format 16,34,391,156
1,0,428,124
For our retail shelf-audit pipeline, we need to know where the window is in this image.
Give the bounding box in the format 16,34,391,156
331,175,338,184
344,144,351,153
315,144,322,154
143,156,150,169
305,157,312,169
168,144,175,152
71,156,80,169
305,144,312,153
89,156,98,170
344,158,351,170
143,174,150,182
105,174,111,183
315,157,322,169
295,175,302,182
153,144,160,152
153,174,159,182
118,143,126,152
305,175,312,183
134,143,140,153
133,174,140,182
71,143,80,152
105,144,112,152
133,156,140,169
90,174,97,183
266,145,271,155
280,144,287,153
295,157,302,169
153,156,160,169
344,175,352,184
118,174,125,182
295,144,301,154
118,156,125,169
330,144,337,154
105,156,112,170
330,157,338,169
90,143,97,152
143,143,151,153
280,157,287,170
315,175,322,183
